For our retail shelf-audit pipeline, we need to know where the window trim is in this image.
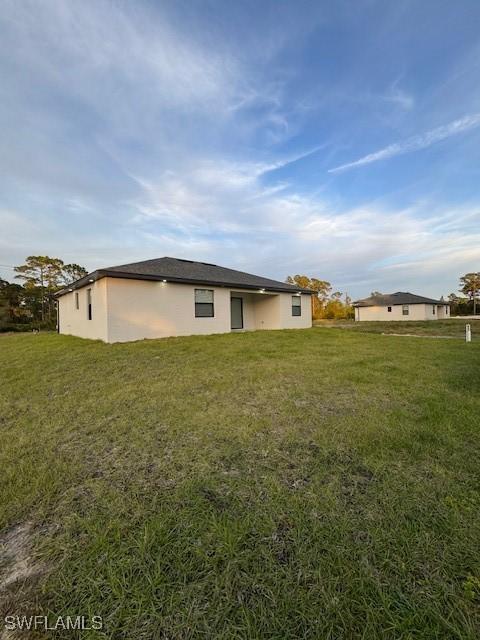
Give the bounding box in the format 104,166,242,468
195,289,214,318
292,295,301,317
402,304,409,316
87,288,92,321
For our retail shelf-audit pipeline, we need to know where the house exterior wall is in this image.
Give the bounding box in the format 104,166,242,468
424,304,437,320
58,278,312,342
279,293,311,329
437,305,449,319
248,291,311,331
355,303,449,321
58,278,108,341
251,293,281,329
106,279,231,342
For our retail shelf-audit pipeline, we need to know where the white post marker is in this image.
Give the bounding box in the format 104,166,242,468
466,324,472,343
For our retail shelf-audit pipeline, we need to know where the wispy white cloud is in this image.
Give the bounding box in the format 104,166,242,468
329,113,480,173
118,157,480,297
382,77,414,111
383,87,414,111
2,159,480,298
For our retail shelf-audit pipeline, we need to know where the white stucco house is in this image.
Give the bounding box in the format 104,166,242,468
353,292,450,321
56,257,312,343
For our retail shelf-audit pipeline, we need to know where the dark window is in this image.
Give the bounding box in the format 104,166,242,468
402,305,409,316
195,289,214,317
432,305,435,314
387,306,392,312
75,292,79,310
87,288,92,320
292,295,301,316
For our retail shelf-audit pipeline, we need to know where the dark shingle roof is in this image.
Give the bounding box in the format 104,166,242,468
353,292,449,307
56,257,311,296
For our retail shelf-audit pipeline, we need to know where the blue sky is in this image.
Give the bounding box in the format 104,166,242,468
1,0,480,298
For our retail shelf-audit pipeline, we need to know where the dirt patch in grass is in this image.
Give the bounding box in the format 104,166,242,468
340,465,376,504
0,522,47,619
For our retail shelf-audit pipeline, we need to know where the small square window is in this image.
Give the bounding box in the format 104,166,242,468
387,306,392,312
195,289,214,317
292,295,301,316
402,305,409,316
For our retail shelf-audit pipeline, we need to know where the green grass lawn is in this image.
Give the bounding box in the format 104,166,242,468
314,318,480,338
1,329,480,639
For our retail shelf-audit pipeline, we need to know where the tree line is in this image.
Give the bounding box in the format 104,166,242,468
286,275,354,319
0,256,87,331
448,272,480,316
287,271,480,320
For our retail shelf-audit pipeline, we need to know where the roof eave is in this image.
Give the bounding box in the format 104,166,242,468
55,270,104,297
55,269,311,297
353,300,451,308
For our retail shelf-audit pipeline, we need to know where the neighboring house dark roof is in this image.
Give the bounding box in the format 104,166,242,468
353,292,449,307
56,257,312,297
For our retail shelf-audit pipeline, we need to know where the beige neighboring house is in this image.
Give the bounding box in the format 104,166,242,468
56,257,312,343
353,292,450,321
